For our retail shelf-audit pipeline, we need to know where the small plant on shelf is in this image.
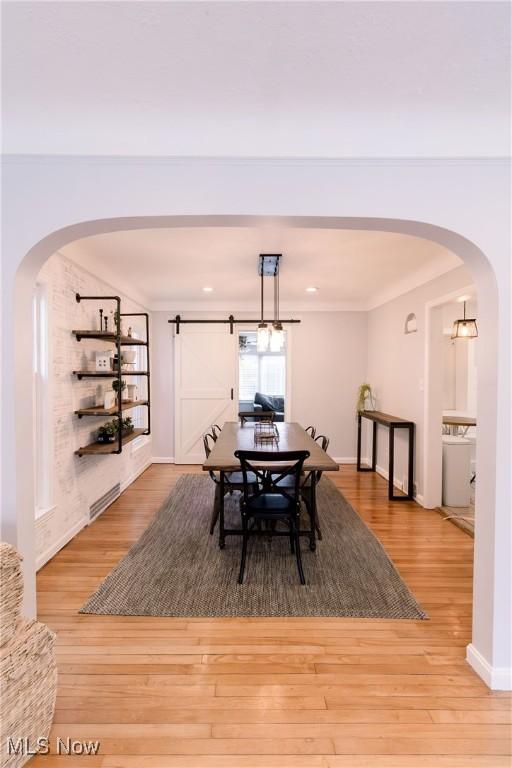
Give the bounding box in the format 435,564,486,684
97,421,117,444
112,378,126,403
356,383,375,414
121,417,134,435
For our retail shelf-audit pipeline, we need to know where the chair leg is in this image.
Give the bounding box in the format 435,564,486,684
292,519,306,585
238,517,249,584
315,514,323,540
210,484,221,535
290,522,295,554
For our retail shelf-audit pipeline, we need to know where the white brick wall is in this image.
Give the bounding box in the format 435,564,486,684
35,252,152,568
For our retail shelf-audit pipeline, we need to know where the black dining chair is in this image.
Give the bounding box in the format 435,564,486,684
203,433,258,535
211,424,222,441
234,449,310,585
305,425,317,439
300,434,330,540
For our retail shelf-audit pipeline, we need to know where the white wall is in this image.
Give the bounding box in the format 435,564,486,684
150,310,367,462
441,299,478,415
290,312,367,459
366,265,474,501
34,253,152,568
150,312,174,461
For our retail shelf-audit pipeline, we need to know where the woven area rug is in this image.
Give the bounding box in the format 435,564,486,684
80,474,426,618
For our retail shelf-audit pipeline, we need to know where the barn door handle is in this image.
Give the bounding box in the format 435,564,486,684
230,388,234,400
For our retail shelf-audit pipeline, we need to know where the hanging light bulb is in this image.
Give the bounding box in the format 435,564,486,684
257,268,269,351
270,322,284,351
451,301,478,339
257,323,270,351
270,260,284,351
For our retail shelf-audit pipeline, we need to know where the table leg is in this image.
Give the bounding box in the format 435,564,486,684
372,420,377,471
356,413,362,470
408,424,415,500
309,478,317,551
388,426,395,501
218,471,226,549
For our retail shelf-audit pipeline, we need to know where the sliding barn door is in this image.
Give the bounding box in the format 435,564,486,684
174,325,237,463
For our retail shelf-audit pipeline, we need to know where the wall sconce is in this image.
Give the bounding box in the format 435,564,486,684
404,313,417,334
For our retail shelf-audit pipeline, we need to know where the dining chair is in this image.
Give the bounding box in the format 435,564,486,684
211,424,222,441
305,425,317,439
203,433,258,534
300,434,330,540
234,449,310,585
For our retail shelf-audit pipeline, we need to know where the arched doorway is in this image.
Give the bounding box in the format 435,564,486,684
6,212,505,689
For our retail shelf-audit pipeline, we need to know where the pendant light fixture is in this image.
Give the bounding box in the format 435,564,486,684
257,254,285,352
451,301,478,339
257,265,270,352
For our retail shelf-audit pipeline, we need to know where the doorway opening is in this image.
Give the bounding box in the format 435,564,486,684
238,330,289,422
424,284,477,535
440,294,478,535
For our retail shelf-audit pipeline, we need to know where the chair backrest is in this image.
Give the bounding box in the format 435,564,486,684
234,450,310,507
203,432,220,484
211,424,222,440
309,434,330,485
305,425,317,439
203,432,215,458
315,434,330,452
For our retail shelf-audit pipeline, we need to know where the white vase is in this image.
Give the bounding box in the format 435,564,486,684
127,384,138,402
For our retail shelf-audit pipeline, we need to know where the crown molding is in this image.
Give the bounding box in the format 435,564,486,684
150,301,365,313
365,264,464,311
4,154,509,167
60,251,150,310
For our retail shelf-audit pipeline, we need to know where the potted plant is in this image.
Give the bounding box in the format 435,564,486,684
111,308,123,337
356,383,375,414
121,417,134,436
112,378,126,404
97,421,116,444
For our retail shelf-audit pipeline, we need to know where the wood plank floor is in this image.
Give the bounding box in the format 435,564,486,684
33,465,511,767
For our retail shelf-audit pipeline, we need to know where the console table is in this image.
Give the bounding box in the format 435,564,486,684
356,410,415,501
239,410,275,426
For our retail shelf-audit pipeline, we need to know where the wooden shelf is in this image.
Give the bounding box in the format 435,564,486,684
73,370,149,379
73,296,151,456
75,428,147,457
72,330,147,345
75,401,148,418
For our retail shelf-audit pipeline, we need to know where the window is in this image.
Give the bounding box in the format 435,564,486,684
33,282,52,516
239,332,286,402
127,326,150,451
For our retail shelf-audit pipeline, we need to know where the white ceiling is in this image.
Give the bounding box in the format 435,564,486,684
3,1,509,157
61,226,462,311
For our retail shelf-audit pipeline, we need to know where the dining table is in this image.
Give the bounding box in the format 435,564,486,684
202,421,339,550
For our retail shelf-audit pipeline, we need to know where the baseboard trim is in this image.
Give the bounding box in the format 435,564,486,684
120,459,152,493
152,456,175,464
37,460,152,571
467,643,512,690
362,457,423,506
36,517,87,571
333,457,357,464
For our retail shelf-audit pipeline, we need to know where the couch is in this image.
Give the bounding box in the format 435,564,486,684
253,392,285,421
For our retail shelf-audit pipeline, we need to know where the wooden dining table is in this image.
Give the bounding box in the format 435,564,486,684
202,421,339,550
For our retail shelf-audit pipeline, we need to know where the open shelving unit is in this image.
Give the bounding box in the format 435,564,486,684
75,400,149,418
73,293,151,456
73,370,148,379
75,428,147,457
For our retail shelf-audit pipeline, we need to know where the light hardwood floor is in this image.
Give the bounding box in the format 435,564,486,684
34,464,511,767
